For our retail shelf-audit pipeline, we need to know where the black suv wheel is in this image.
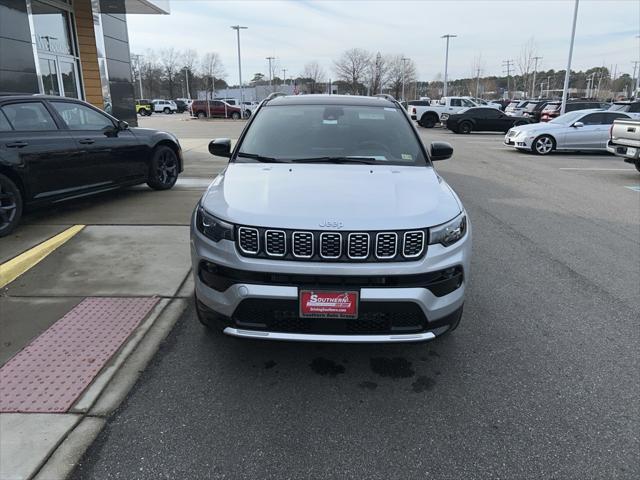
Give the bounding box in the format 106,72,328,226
147,146,179,190
0,173,23,237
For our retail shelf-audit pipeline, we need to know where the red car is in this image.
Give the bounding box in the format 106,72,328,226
539,101,605,122
190,100,242,119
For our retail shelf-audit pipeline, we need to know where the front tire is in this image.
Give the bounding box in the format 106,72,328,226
419,112,438,128
147,146,179,190
0,173,23,238
532,135,555,155
138,108,148,116
231,111,241,120
458,121,472,134
197,111,206,119
163,107,171,114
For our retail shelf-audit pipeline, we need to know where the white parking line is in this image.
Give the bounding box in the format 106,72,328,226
559,168,635,171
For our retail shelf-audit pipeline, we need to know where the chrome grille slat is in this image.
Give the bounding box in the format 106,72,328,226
402,231,425,258
320,233,342,259
238,227,259,254
292,231,314,258
265,230,286,257
348,233,370,259
375,232,398,259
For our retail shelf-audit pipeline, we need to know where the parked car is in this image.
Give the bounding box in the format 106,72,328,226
192,94,471,342
606,118,640,171
521,100,552,122
607,101,640,119
190,100,243,119
504,101,522,115
446,107,532,133
506,100,536,117
410,96,479,128
174,100,188,113
0,96,183,236
152,99,178,114
504,109,630,155
464,97,501,110
539,100,604,122
135,99,153,116
407,100,431,107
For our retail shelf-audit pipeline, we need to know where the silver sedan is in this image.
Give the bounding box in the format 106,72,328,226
504,109,631,155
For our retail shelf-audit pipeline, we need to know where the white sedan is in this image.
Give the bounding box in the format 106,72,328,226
504,109,631,155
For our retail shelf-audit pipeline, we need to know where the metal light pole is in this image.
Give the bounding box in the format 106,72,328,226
632,61,640,98
282,68,287,87
266,56,275,91
531,56,542,98
560,0,579,115
635,35,640,97
475,68,481,98
184,67,190,99
132,54,144,98
231,25,247,115
401,57,409,101
441,34,456,97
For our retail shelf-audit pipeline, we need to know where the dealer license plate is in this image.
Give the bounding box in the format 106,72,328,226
299,290,358,319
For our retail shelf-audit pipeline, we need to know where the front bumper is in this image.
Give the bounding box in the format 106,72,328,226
191,220,471,343
504,132,532,149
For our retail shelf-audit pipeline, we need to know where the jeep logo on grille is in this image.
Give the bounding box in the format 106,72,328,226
319,220,343,229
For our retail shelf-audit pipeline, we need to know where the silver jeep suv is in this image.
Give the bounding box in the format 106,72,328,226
190,95,471,343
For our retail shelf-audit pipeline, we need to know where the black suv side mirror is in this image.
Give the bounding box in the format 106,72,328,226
430,141,453,161
117,120,129,130
209,138,232,158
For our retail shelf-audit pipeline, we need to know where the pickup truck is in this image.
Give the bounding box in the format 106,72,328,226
606,118,640,172
409,96,479,128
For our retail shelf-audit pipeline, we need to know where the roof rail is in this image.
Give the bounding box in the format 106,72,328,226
264,92,287,102
373,93,397,102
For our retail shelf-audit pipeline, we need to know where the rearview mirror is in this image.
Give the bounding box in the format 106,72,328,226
430,141,453,161
572,121,584,128
209,138,232,158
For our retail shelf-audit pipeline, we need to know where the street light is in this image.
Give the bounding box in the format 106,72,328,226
560,0,579,115
635,35,640,97
231,25,247,115
282,68,287,86
441,34,457,97
401,57,409,101
266,56,275,90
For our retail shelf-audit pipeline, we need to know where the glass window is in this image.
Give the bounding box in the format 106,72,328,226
32,0,73,55
59,60,79,98
461,99,475,107
0,111,12,131
599,113,628,124
51,102,114,130
1,102,57,131
450,99,462,107
39,58,59,96
238,105,427,166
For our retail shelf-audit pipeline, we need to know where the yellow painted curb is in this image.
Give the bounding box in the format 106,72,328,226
0,225,85,288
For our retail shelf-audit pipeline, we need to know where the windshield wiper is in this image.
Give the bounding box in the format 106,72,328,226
236,152,288,163
291,156,380,165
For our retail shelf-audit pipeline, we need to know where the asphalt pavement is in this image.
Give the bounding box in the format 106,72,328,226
69,117,639,480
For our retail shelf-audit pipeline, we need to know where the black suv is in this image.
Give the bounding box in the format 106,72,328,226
0,96,183,236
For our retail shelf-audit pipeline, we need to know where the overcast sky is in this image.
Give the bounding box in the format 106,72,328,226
127,0,640,82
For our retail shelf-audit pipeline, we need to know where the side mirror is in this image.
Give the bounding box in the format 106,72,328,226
209,138,232,158
572,121,584,128
117,120,129,130
430,141,453,161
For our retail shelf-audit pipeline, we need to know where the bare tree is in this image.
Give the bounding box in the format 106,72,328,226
385,55,416,100
333,48,372,95
517,37,537,96
302,61,326,92
200,52,225,100
367,52,388,95
140,49,163,99
160,47,181,98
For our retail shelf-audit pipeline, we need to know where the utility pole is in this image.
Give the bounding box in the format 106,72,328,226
231,25,248,116
502,59,514,99
401,57,409,101
266,56,275,91
560,0,579,115
475,67,481,98
282,68,287,87
531,56,542,98
632,61,639,98
441,34,457,97
636,35,640,97
132,54,144,98
184,67,190,99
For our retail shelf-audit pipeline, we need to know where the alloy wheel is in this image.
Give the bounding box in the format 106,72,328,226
156,151,178,185
0,181,18,233
535,136,553,155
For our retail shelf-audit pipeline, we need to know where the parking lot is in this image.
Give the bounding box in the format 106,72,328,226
2,114,639,479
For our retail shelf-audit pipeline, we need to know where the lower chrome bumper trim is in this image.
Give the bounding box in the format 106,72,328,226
223,327,436,343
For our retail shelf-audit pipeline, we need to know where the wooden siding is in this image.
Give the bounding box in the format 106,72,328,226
74,0,103,108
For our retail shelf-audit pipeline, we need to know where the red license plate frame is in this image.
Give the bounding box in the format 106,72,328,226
299,290,359,319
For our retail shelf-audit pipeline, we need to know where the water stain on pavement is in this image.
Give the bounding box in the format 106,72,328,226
310,357,345,377
370,357,415,379
411,376,436,393
358,381,378,390
264,360,276,369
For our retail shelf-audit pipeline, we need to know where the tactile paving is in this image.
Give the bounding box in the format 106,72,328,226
0,297,158,413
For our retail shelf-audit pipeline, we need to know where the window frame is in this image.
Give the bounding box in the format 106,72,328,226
0,100,61,132
49,100,116,131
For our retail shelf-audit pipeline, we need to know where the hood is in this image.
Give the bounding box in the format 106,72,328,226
201,163,461,230
510,121,565,134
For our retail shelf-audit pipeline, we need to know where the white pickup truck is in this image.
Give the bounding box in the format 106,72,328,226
606,118,640,172
409,96,479,128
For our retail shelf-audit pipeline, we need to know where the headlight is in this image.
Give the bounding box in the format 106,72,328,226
195,205,234,242
429,213,467,247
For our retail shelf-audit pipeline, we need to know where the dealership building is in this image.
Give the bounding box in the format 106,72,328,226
0,0,169,124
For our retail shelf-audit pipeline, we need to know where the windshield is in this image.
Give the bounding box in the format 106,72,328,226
549,110,585,125
237,104,427,166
